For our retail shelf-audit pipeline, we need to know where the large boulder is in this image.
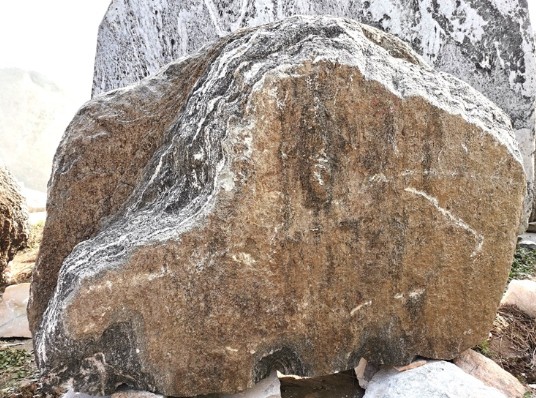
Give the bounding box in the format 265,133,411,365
31,16,525,396
92,0,536,229
0,166,29,283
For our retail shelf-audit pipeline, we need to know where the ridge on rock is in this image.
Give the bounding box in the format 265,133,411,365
92,0,536,229
31,16,525,397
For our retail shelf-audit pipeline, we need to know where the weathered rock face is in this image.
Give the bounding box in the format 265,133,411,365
92,0,536,228
32,16,525,396
0,166,29,283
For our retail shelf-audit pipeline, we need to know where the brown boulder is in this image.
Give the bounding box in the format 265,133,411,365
0,166,29,284
30,16,525,396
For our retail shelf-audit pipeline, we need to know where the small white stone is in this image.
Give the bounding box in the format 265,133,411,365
0,283,31,338
501,279,536,318
364,361,506,398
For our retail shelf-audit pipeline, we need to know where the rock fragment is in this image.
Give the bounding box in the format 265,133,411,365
501,280,536,318
0,283,31,338
453,349,527,398
363,361,507,398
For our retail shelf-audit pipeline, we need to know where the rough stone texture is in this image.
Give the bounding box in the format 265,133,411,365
453,349,527,398
501,279,536,318
0,166,29,283
0,68,80,192
363,361,507,398
0,283,31,338
32,16,525,396
92,0,536,229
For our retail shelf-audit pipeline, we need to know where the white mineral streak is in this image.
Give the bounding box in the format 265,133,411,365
350,301,373,316
39,16,523,386
404,187,484,257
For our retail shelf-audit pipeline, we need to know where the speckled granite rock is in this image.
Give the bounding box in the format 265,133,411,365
92,0,536,229
32,16,525,396
0,166,29,283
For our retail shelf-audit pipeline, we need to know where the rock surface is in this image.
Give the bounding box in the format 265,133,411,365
0,166,29,283
501,279,536,318
0,283,31,338
92,0,536,228
363,361,506,398
453,349,527,398
31,16,525,396
0,68,81,192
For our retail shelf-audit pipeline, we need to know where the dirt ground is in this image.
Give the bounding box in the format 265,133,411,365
0,339,44,398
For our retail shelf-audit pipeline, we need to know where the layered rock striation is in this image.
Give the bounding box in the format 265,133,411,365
92,0,536,227
32,16,525,396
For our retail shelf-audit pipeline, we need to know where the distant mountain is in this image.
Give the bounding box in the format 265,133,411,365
0,68,80,192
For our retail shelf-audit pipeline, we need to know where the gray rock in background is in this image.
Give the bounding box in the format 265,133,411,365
92,0,536,230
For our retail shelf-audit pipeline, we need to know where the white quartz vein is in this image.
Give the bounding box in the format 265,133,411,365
404,187,484,257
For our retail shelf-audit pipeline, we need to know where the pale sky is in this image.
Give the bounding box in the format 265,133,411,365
0,0,111,105
0,1,535,108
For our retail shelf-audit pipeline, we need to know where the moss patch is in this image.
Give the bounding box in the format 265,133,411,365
509,247,536,282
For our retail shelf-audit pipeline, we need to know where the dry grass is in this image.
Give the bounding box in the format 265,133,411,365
477,305,536,385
